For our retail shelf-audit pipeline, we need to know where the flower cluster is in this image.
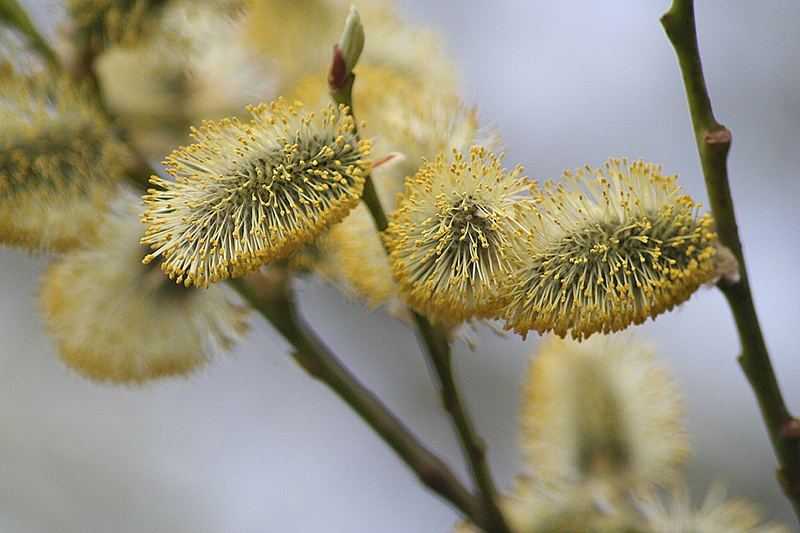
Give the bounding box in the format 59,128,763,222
1,2,780,531
381,155,716,338
94,0,270,160
289,65,496,311
521,334,688,490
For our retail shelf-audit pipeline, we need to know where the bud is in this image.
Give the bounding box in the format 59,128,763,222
337,6,364,73
709,241,740,285
329,6,363,93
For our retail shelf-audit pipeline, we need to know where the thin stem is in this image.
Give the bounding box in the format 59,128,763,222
661,0,800,521
332,71,390,233
228,275,480,521
329,59,510,533
410,312,510,533
0,0,58,67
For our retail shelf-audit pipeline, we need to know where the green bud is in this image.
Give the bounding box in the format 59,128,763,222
337,6,364,73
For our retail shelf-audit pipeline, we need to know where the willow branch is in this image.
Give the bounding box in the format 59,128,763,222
228,275,480,521
661,0,800,520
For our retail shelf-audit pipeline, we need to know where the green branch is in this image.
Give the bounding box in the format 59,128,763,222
228,275,480,521
661,0,800,521
0,0,58,67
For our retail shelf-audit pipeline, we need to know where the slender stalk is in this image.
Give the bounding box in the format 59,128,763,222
228,275,480,521
0,0,58,67
661,0,800,521
410,312,510,533
329,53,510,533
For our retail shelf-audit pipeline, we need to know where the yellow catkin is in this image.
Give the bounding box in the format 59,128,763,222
0,68,126,251
384,146,535,324
501,158,717,340
140,99,372,287
634,484,789,533
455,477,624,533
521,334,689,491
94,1,269,161
40,193,249,384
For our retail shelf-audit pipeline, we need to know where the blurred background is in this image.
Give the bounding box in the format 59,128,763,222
1,0,799,531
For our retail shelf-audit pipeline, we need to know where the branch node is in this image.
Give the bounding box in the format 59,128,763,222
780,419,800,440
292,349,323,378
704,126,732,146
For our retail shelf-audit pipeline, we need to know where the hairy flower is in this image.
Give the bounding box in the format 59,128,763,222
291,66,497,310
455,478,631,533
501,158,717,340
0,69,126,250
95,1,270,160
633,484,789,533
384,146,534,323
521,334,688,491
141,99,371,287
40,193,248,383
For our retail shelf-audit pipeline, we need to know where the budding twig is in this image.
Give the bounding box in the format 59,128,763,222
661,0,800,523
326,9,512,532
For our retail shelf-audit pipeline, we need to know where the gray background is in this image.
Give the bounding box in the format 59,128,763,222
1,1,799,531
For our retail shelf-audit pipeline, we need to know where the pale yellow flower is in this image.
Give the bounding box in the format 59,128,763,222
385,146,534,323
455,477,631,533
290,65,488,194
0,68,126,251
95,1,271,160
501,158,717,340
141,99,371,287
40,192,248,383
633,484,789,533
520,334,689,491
